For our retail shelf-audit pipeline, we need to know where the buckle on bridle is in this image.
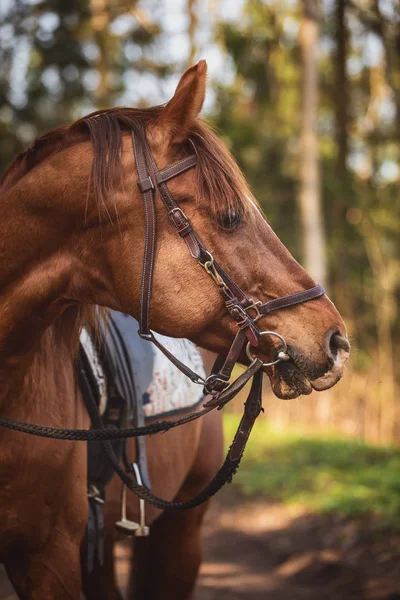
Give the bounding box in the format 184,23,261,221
245,299,263,321
168,207,188,221
203,374,230,395
138,331,154,341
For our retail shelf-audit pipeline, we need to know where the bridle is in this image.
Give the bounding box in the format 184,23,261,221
132,124,325,403
0,124,325,511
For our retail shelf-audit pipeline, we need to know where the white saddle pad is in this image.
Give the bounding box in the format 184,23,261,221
81,312,206,420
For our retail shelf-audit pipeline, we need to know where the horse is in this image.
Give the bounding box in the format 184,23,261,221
0,60,350,599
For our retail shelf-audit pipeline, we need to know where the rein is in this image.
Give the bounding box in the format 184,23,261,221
0,126,325,510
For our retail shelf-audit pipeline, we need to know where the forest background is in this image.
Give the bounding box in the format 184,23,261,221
0,0,399,446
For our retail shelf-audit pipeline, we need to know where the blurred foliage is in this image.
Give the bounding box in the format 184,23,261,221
0,0,166,169
210,0,400,378
224,414,400,527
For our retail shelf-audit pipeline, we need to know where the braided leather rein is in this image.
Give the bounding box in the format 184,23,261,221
0,126,325,510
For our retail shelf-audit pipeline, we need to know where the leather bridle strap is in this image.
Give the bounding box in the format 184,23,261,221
133,129,214,386
141,134,202,260
258,285,325,316
131,132,157,338
132,127,325,397
137,155,199,193
133,128,246,390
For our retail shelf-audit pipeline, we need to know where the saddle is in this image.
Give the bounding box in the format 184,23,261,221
78,310,205,570
78,311,146,570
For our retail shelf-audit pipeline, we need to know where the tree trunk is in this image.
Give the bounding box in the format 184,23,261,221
335,0,349,175
187,0,198,67
298,0,327,287
360,217,396,444
90,0,110,106
373,0,400,141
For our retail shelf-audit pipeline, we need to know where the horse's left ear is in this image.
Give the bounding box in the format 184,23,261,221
157,60,207,144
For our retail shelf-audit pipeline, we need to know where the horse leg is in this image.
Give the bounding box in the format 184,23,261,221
5,537,82,600
128,409,223,600
131,500,211,599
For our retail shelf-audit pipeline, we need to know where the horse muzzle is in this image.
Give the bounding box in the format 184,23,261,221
265,330,350,399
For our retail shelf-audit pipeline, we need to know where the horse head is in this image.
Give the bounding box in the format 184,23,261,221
0,61,349,400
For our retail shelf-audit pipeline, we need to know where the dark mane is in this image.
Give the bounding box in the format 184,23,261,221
0,106,253,217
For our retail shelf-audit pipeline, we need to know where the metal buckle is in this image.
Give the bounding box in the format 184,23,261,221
87,485,104,504
203,374,229,395
138,331,153,341
168,207,188,221
246,331,290,367
245,300,263,321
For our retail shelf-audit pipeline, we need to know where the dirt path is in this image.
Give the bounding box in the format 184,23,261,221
1,494,399,599
196,494,400,600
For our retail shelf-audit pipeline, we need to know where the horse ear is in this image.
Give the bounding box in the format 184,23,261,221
158,60,207,144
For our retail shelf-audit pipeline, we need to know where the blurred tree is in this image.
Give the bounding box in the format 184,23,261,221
212,0,301,256
335,0,349,175
298,0,326,286
187,0,198,67
0,0,163,172
211,0,400,443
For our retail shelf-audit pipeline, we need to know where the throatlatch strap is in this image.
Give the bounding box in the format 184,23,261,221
147,332,206,385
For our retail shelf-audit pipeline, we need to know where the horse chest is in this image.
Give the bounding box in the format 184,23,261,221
0,435,86,556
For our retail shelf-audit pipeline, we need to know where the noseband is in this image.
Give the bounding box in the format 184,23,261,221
132,125,325,402
0,125,326,512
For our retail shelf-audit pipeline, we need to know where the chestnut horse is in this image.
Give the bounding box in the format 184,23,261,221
0,61,349,599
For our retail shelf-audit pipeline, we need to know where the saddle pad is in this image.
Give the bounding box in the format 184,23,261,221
81,312,205,421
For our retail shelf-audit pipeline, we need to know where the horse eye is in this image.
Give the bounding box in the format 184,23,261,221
220,209,241,230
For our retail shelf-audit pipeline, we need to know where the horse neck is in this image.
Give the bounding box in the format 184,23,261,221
0,147,94,420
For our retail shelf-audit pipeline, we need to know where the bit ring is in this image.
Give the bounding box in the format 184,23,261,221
246,331,289,367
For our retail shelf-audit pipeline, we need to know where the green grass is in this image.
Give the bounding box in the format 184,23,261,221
224,414,400,527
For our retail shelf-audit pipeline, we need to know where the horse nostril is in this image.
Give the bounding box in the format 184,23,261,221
326,331,350,360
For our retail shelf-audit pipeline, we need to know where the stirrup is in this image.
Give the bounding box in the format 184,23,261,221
115,462,150,537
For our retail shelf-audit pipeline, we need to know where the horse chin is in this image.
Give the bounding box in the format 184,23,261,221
264,343,345,399
267,361,313,400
